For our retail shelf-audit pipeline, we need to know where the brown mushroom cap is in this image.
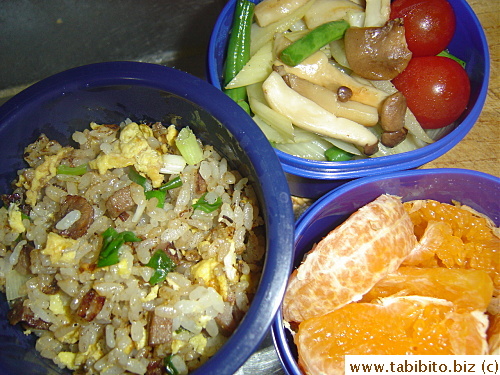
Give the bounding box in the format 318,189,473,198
344,19,412,80
380,91,407,132
381,128,408,148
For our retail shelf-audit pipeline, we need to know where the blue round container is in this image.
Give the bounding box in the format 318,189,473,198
272,168,500,374
207,0,490,199
0,62,295,375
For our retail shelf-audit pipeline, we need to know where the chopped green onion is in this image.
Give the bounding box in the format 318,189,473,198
175,127,204,165
128,166,152,192
21,212,31,221
437,50,466,68
192,192,223,213
56,163,88,176
158,176,183,191
324,146,354,162
146,249,176,285
97,227,141,268
145,190,167,208
164,355,179,375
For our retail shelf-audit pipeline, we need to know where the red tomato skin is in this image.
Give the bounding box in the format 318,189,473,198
392,56,470,129
391,0,456,57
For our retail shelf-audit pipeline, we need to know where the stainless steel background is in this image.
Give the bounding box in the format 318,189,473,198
0,1,287,373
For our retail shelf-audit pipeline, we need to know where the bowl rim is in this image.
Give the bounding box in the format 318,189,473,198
207,0,491,180
0,61,296,375
272,167,500,375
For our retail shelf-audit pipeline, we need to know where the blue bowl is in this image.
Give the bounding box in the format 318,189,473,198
272,168,500,374
207,0,490,199
0,62,295,375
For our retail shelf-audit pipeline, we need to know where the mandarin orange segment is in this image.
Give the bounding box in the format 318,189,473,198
402,200,500,295
488,314,500,354
282,194,417,323
295,296,489,375
361,266,493,311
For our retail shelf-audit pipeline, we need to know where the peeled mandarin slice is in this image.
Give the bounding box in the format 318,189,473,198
295,296,489,375
283,194,416,323
488,314,500,354
402,200,500,295
361,266,493,311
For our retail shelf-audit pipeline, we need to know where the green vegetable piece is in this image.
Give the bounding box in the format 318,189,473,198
175,127,204,165
97,228,141,268
192,192,223,213
128,166,152,192
56,163,88,176
164,355,179,375
437,50,466,68
145,190,167,208
146,250,176,285
223,0,255,112
280,20,350,66
158,176,183,191
324,146,354,162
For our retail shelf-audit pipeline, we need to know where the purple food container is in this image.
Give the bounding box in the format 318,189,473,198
0,62,295,375
207,0,490,199
272,168,500,374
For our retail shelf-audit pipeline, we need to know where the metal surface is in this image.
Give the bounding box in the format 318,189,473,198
0,1,286,373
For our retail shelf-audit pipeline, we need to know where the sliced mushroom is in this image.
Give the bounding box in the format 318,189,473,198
380,91,407,132
344,19,412,80
254,0,310,27
282,73,379,126
55,195,94,239
381,128,408,148
262,71,379,153
275,51,389,108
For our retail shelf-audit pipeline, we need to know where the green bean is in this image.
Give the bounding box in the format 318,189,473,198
280,20,350,67
223,0,255,114
324,145,354,162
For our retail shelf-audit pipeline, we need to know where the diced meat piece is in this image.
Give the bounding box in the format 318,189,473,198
55,195,94,239
76,289,106,322
146,359,166,375
105,186,136,219
148,312,173,346
8,298,51,330
215,303,244,336
41,277,60,295
195,172,207,194
13,242,34,276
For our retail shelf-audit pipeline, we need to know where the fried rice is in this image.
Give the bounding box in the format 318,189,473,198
0,120,265,374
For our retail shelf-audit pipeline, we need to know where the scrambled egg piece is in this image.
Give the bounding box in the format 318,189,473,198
191,258,229,300
57,352,78,370
189,334,207,355
141,285,159,302
116,257,131,277
49,293,67,315
135,325,148,351
172,339,186,354
22,148,70,206
41,232,77,264
57,342,104,369
89,122,164,187
7,203,25,233
166,124,178,146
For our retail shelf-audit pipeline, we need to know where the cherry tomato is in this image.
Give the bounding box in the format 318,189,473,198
392,56,470,129
391,0,456,57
